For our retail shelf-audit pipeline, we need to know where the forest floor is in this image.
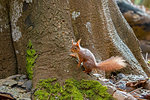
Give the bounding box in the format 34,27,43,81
0,73,150,100
93,73,150,100
0,74,32,100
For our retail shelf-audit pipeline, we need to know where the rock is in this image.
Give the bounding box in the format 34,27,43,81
93,73,103,78
20,75,27,80
18,81,25,86
118,74,146,83
115,81,126,90
3,80,17,87
113,90,137,100
0,74,32,100
113,90,126,100
22,80,32,91
0,79,6,86
117,73,126,80
109,79,115,84
22,92,31,98
0,86,8,92
97,78,107,85
98,78,115,86
144,79,150,90
125,94,137,100
124,75,145,81
137,88,150,96
7,74,22,80
106,85,117,95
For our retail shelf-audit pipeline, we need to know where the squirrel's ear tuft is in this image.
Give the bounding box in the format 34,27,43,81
72,39,74,45
76,39,81,46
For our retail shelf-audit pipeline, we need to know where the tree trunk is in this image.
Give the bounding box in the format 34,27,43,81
0,0,17,78
9,0,27,74
69,0,150,77
31,0,150,87
10,0,92,87
109,0,150,77
143,0,150,8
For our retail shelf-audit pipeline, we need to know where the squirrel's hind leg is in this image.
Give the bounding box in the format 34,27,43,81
83,67,92,74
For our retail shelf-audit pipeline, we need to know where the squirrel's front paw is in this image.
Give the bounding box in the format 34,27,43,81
69,54,76,58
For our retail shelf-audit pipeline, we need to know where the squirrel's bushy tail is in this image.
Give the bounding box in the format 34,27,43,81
96,56,127,72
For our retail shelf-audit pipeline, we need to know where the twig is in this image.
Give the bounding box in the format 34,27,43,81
71,95,72,100
47,93,55,100
47,93,51,100
129,87,143,94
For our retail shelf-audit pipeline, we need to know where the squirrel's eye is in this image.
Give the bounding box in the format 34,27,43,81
74,47,77,49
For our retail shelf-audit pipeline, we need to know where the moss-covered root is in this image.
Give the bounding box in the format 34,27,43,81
34,78,114,100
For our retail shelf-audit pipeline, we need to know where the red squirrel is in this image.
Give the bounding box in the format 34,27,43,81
70,39,127,74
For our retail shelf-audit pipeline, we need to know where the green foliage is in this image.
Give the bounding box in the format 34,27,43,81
34,90,49,100
134,0,143,5
147,60,150,64
26,40,38,79
34,78,114,100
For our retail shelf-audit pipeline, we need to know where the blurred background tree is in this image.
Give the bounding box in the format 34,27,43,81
133,0,150,8
117,0,150,60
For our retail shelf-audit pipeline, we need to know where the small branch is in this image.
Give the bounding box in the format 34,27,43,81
129,87,143,94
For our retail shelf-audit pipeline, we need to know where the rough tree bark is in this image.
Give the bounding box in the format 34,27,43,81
0,0,17,78
69,0,150,77
27,0,149,87
8,0,92,87
9,0,27,74
0,0,150,88
109,0,150,77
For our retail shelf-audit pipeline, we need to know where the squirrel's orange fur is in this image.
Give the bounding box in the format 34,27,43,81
70,39,126,73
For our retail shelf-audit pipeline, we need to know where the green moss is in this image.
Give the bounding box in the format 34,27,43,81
34,90,49,100
26,40,38,80
78,80,112,100
34,78,114,100
61,79,83,100
147,60,150,64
